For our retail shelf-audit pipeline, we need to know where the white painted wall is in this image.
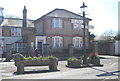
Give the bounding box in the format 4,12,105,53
115,40,120,55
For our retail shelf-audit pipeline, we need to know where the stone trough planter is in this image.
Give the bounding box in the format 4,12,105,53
87,55,103,66
66,57,83,68
67,60,83,68
13,53,58,74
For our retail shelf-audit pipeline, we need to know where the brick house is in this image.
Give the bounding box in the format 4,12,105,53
1,7,92,57
1,6,35,56
34,9,92,56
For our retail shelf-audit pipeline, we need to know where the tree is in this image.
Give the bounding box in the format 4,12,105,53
89,32,95,43
114,34,120,40
95,29,117,41
95,29,118,41
102,29,117,37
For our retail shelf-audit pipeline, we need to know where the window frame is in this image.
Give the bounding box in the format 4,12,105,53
52,36,63,48
12,43,26,52
11,27,21,36
52,18,63,28
73,37,83,48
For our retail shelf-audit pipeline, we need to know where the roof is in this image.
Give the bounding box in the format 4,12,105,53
1,18,34,27
1,36,22,44
35,8,92,22
15,38,26,43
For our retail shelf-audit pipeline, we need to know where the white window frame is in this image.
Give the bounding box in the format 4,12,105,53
52,18,63,28
73,37,83,48
11,28,21,36
12,43,26,52
52,36,63,48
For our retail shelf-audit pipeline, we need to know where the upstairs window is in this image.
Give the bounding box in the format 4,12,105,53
52,18,63,28
73,37,83,48
52,36,63,48
11,28,21,36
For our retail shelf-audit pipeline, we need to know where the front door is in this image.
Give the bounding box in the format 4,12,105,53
37,42,42,54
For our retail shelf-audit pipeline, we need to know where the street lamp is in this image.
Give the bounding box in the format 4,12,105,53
0,7,4,25
80,2,87,64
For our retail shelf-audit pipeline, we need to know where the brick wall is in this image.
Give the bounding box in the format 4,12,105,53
97,41,115,55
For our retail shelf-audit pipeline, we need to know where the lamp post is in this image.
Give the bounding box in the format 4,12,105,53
0,7,4,61
0,7,4,25
80,2,87,64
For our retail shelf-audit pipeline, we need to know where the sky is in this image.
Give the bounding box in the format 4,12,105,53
0,0,119,36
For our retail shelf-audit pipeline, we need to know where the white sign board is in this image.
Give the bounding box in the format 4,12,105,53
71,19,83,24
87,25,94,29
71,19,83,29
71,19,94,29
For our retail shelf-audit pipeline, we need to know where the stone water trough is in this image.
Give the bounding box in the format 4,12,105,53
13,53,58,74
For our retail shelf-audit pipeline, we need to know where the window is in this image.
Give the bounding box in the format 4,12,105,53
52,36,63,48
52,18,63,28
73,37,83,48
11,28,21,36
12,43,26,53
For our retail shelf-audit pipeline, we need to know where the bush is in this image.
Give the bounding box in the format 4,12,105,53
67,57,79,61
43,56,58,60
24,57,33,60
24,56,58,60
87,56,99,60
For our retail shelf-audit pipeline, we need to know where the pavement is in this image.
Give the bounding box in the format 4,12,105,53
0,55,119,80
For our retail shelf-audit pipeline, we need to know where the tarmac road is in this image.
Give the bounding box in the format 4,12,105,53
0,55,119,80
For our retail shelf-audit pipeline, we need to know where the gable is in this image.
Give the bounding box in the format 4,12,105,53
46,9,82,19
35,9,91,22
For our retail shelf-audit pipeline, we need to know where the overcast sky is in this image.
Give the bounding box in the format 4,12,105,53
0,0,119,36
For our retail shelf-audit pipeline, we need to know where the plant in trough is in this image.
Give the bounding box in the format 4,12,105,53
43,56,58,60
24,57,33,60
23,56,58,60
87,52,101,66
67,57,79,61
67,57,82,68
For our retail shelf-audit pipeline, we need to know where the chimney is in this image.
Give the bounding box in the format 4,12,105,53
22,6,27,27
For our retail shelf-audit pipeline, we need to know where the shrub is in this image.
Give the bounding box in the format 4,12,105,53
24,56,58,60
43,56,58,60
32,57,43,60
87,55,99,60
68,57,79,61
24,57,33,60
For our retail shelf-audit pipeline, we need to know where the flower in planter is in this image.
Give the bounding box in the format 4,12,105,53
32,57,42,60
67,57,79,61
67,57,82,68
87,52,101,66
43,56,58,60
87,52,99,60
39,56,43,58
24,57,33,60
23,55,58,61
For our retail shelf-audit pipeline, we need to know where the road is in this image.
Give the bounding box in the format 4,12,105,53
0,55,119,80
